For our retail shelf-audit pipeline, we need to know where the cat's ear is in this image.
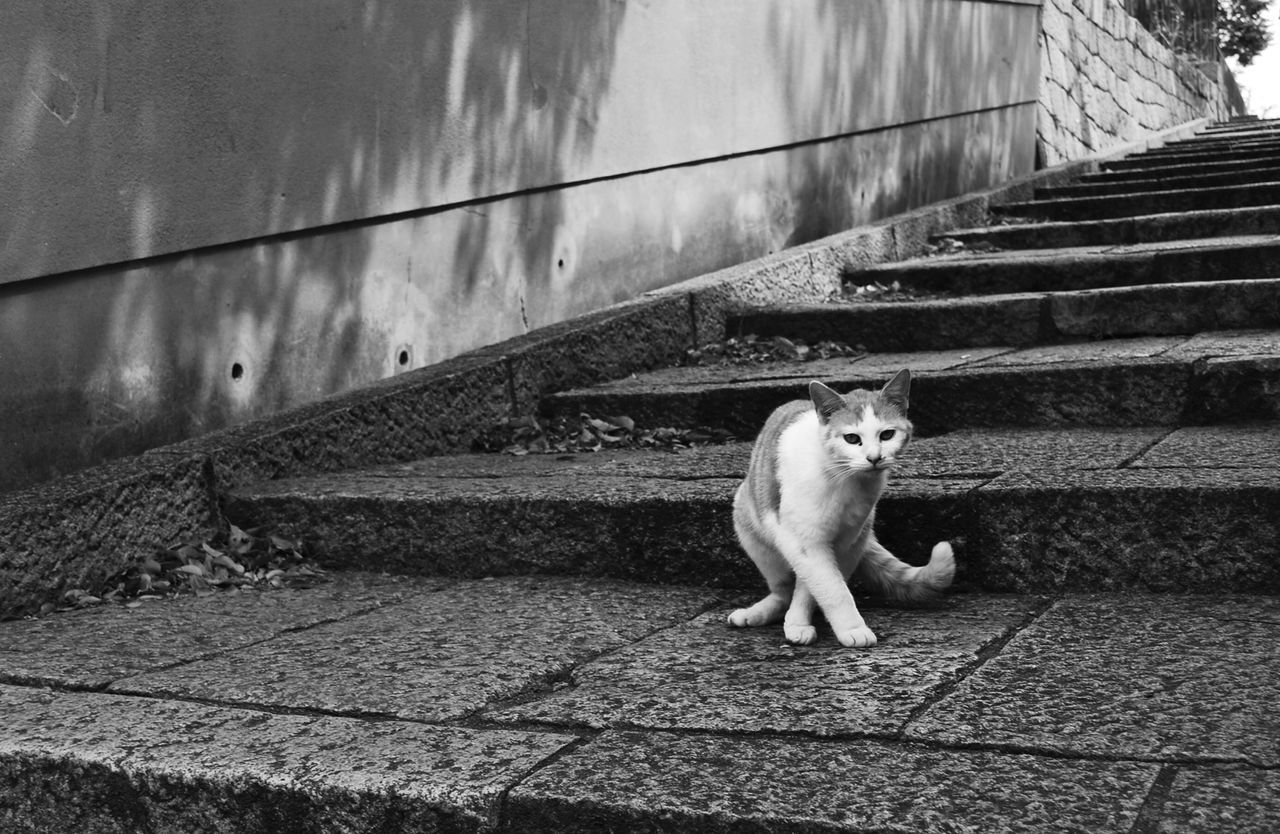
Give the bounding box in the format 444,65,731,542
809,380,846,424
880,369,911,411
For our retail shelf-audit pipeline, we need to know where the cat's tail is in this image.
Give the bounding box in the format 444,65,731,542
857,540,955,602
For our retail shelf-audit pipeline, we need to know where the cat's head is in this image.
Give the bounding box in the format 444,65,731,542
808,370,913,474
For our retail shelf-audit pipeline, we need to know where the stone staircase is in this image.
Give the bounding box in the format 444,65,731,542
4,118,1280,832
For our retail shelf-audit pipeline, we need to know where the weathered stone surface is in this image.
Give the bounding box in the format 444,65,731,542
108,577,717,722
0,454,219,620
1048,279,1280,338
546,353,1195,436
1191,355,1280,423
856,237,1280,296
898,427,1170,476
967,467,1280,592
966,335,1187,368
1154,767,1280,833
229,471,750,583
731,294,1045,351
906,596,1280,766
488,595,1043,735
1131,423,1280,469
997,183,1280,222
496,294,695,413
0,573,423,689
1039,163,1280,198
147,350,515,490
506,730,1158,833
0,684,571,834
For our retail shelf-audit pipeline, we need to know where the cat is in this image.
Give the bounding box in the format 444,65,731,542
727,369,954,648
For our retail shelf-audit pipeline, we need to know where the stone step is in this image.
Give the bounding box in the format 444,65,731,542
1100,144,1280,171
223,424,1280,594
3,578,1278,831
940,206,1280,250
728,279,1280,350
541,329,1280,435
1035,162,1280,199
851,235,1280,295
993,182,1280,221
1201,115,1275,131
1142,134,1280,157
1082,155,1280,184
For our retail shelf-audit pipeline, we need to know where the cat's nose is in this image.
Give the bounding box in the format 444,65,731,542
866,453,882,466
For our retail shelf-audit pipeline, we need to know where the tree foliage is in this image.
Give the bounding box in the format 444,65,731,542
1219,0,1274,65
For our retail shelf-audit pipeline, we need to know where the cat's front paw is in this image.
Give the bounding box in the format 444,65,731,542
783,623,817,645
728,608,771,628
835,626,878,648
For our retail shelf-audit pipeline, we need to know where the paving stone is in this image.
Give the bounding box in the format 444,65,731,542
1154,767,1280,833
899,427,1169,476
488,595,1042,736
108,577,718,722
1164,329,1280,360
0,573,424,689
1130,423,1280,469
505,730,1159,834
0,684,571,834
966,335,1188,368
906,596,1280,765
967,468,1280,592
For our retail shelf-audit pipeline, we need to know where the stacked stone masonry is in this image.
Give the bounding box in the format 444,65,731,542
1039,0,1231,164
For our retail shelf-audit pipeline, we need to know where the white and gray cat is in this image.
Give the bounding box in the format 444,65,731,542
728,369,954,648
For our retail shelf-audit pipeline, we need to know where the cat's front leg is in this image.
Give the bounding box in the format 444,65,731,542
783,535,877,649
782,582,818,645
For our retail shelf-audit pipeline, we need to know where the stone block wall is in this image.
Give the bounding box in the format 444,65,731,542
1039,0,1233,165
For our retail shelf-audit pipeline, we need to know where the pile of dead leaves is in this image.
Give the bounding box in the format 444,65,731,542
53,526,326,614
685,334,865,365
474,413,735,456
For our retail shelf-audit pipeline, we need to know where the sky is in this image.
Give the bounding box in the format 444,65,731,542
1228,8,1280,117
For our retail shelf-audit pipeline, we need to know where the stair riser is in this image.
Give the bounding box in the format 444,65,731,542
228,480,1280,594
941,208,1280,249
731,280,1280,351
545,359,1280,436
994,185,1280,221
1036,166,1280,199
855,243,1280,295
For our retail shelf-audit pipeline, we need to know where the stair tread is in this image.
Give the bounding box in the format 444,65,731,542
552,329,1279,394
233,423,1280,498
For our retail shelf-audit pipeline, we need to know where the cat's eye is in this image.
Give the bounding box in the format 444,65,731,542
880,429,896,441
842,433,861,445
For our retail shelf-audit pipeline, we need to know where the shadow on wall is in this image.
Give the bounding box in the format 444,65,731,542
0,1,626,491
764,0,1035,244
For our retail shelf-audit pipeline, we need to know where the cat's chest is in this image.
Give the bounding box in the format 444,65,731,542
779,476,879,540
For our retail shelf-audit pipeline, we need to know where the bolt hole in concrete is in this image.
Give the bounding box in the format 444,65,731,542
557,258,565,269
230,362,245,381
395,345,413,371
398,350,410,367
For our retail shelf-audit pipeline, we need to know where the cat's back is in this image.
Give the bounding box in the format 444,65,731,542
740,397,815,512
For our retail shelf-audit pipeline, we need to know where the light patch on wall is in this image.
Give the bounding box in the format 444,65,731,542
129,184,160,260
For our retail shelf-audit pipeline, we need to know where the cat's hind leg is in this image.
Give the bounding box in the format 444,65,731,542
727,500,793,628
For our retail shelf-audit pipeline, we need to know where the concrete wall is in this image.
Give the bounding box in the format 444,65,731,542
1037,0,1232,164
0,0,1041,493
